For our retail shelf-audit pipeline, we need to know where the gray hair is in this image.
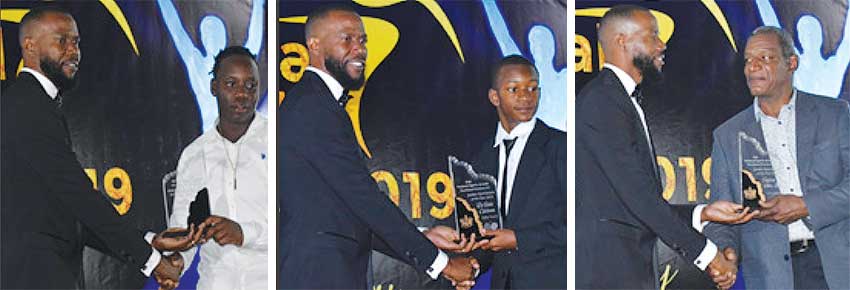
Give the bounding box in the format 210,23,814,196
751,26,797,60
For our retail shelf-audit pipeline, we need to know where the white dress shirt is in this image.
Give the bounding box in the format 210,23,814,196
753,90,815,242
306,66,449,279
170,116,268,290
21,68,59,100
493,119,535,217
22,67,163,276
604,63,718,270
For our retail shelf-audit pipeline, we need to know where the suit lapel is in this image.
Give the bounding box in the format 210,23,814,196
304,71,349,122
795,93,817,188
601,69,660,186
506,120,547,225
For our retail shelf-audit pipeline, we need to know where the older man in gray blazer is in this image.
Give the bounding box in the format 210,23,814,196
705,26,850,290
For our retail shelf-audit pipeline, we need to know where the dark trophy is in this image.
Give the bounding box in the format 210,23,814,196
448,156,501,240
161,188,211,238
738,132,778,210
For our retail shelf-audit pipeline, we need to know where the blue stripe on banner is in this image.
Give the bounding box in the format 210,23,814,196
471,269,492,290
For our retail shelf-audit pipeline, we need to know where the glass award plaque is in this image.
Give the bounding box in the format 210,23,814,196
738,132,778,209
448,156,502,239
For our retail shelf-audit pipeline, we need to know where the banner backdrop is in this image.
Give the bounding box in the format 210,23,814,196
278,0,566,288
1,1,266,289
576,1,850,289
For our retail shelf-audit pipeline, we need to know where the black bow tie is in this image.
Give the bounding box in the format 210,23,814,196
631,86,643,105
338,93,352,108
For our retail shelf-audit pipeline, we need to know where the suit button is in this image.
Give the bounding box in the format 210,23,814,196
784,254,790,261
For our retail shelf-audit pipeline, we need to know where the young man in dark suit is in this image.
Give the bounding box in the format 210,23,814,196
277,5,476,289
465,55,567,290
1,7,192,289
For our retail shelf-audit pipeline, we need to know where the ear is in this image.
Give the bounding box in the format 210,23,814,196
615,32,627,49
306,36,319,53
488,88,499,107
22,36,36,57
787,54,799,72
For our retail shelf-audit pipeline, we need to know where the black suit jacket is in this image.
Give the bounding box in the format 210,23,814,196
575,68,706,289
278,71,439,289
1,72,154,289
473,120,567,289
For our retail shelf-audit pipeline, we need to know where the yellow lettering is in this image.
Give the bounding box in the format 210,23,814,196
402,172,422,219
104,167,132,215
84,168,98,190
702,157,712,199
427,172,454,219
371,170,400,205
657,156,675,201
575,34,592,73
659,264,679,290
678,157,697,202
280,43,308,83
1,28,5,80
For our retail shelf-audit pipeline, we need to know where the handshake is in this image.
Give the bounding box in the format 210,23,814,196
699,200,762,290
149,215,245,290
424,225,518,290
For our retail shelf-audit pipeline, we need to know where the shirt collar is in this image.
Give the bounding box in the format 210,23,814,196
306,66,345,101
493,118,535,148
20,67,59,99
754,89,797,122
603,63,637,97
213,115,260,144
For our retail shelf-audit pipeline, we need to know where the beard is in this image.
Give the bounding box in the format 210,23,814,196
325,57,364,90
633,53,663,85
40,57,78,92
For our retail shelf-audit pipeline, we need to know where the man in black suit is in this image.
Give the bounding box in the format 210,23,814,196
462,55,567,290
0,7,193,289
278,5,476,289
575,5,748,289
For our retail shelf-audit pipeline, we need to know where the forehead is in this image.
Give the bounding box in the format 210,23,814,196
37,12,78,34
322,11,364,33
745,33,782,53
219,55,259,76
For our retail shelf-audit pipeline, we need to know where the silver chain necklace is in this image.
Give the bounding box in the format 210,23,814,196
221,133,240,190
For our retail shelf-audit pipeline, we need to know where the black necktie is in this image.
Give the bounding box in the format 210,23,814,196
338,93,352,108
631,85,643,106
501,137,517,220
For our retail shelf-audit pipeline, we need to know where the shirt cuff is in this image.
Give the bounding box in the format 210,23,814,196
692,204,710,233
694,239,718,271
145,231,173,256
142,247,161,276
425,250,449,280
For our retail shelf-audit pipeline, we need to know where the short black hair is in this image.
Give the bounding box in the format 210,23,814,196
304,4,359,39
600,4,650,28
19,6,72,45
491,55,538,89
598,4,650,42
211,46,257,79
